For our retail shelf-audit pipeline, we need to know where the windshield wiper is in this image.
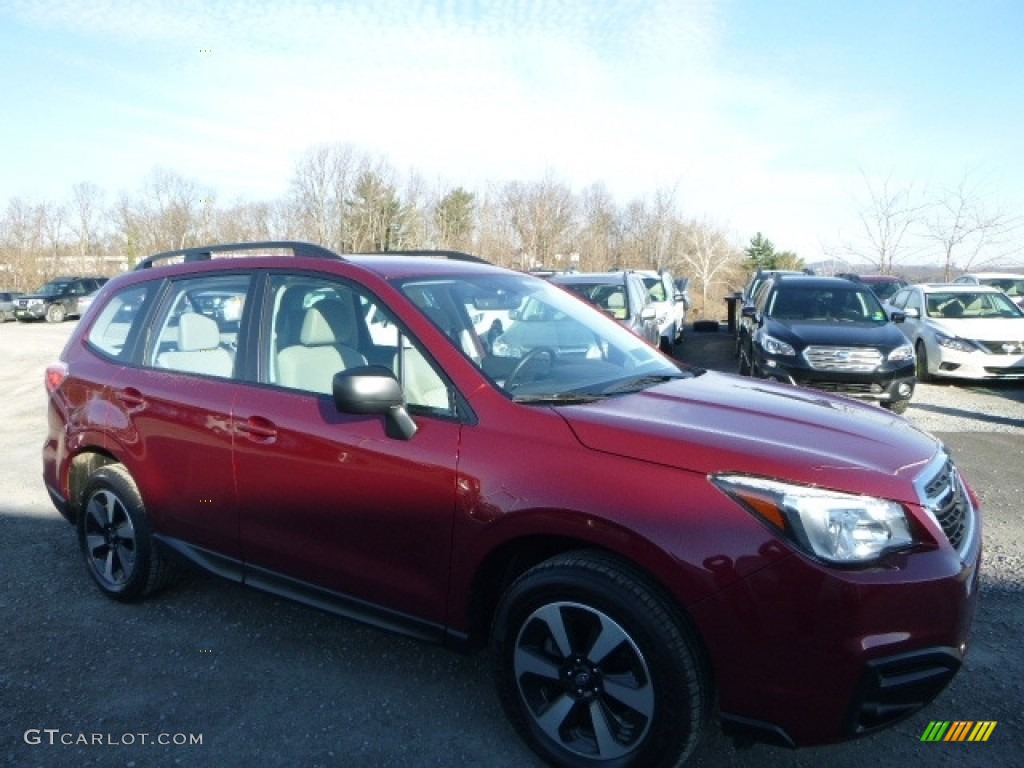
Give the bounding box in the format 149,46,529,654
599,373,688,395
512,392,606,404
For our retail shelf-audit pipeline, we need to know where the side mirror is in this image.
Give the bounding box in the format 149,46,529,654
890,311,906,323
641,306,657,320
740,305,757,319
902,307,920,319
332,366,417,440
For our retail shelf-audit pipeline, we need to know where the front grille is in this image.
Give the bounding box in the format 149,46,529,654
804,346,882,372
977,339,1024,355
916,453,974,555
802,381,881,395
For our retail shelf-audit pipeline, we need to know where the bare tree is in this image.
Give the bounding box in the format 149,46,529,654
575,183,620,271
677,217,742,315
921,169,1021,280
500,174,576,271
69,182,106,273
844,170,926,274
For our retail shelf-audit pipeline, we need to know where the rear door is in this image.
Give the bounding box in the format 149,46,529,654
109,273,252,559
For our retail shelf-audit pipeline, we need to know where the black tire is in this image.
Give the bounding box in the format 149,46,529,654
46,303,66,323
915,341,932,383
737,347,751,376
492,551,709,768
78,464,174,601
886,399,910,415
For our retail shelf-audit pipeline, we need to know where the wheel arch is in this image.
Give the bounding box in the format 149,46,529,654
456,533,715,690
66,449,121,523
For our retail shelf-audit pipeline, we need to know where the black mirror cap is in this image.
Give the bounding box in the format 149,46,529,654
332,366,418,440
891,311,906,323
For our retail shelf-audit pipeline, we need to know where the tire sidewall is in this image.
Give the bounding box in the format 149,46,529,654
46,303,66,323
77,465,157,601
493,558,704,768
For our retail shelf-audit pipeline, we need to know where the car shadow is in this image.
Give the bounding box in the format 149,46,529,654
909,402,1024,429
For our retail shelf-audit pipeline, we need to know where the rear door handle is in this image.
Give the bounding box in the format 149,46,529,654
114,387,146,411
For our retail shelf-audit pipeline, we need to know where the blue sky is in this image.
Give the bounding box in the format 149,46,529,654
1,0,1021,261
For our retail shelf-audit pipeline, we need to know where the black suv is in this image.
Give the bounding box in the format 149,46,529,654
14,276,107,323
734,268,807,355
739,274,916,412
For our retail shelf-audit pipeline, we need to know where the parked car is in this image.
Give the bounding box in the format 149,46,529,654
734,268,807,355
0,290,24,322
634,269,682,350
550,271,660,347
14,275,108,322
45,242,979,768
836,273,909,302
952,272,1024,309
738,274,916,412
886,283,1024,381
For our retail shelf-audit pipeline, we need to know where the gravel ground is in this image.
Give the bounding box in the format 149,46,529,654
1,319,1021,768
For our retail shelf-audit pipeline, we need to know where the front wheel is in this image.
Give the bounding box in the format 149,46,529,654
915,341,932,383
885,399,910,414
78,464,174,601
492,551,709,768
46,303,66,323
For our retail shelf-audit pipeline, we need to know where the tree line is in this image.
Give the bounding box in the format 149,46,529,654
2,144,1019,318
0,143,749,318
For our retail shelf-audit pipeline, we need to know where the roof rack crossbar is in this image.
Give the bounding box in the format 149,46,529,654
134,241,343,270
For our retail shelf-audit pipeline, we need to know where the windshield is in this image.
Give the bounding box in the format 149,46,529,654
37,281,71,296
925,291,1024,319
398,272,687,402
978,277,1024,299
767,286,887,322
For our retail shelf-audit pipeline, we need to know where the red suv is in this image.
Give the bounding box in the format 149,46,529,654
44,242,980,768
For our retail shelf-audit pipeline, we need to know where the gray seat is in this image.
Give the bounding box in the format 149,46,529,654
155,313,233,377
277,297,367,394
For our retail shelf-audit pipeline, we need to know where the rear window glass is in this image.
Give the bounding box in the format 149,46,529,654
86,284,152,360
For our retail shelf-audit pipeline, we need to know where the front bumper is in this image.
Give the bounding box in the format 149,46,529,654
14,303,47,320
757,356,916,404
930,345,1024,379
692,514,981,747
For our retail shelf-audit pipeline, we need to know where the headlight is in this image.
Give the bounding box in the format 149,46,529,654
888,343,914,362
761,334,795,356
935,332,976,353
713,475,915,564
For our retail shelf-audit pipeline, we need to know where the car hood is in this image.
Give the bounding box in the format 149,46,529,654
559,371,938,502
769,319,907,348
927,316,1024,341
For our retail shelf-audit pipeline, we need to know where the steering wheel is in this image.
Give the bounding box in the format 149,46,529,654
505,346,557,390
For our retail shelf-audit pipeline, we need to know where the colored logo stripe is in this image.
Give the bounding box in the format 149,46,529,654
920,721,996,742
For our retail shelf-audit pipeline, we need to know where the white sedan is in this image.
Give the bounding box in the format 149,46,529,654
886,283,1024,381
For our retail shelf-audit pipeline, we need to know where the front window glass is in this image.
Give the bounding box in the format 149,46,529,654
398,272,687,402
264,274,454,415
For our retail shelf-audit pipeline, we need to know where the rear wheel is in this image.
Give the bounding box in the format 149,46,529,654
915,341,932,383
78,464,174,601
493,551,709,768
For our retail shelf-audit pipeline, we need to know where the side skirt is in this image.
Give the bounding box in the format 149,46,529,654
154,534,448,645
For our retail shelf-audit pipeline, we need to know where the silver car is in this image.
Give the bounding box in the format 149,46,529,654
886,283,1024,381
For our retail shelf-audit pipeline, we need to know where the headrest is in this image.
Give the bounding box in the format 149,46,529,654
300,297,356,346
177,313,221,351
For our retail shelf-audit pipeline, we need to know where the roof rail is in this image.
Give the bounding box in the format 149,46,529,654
134,241,342,270
375,249,489,264
134,242,489,270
